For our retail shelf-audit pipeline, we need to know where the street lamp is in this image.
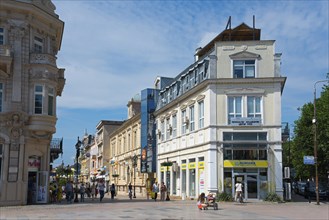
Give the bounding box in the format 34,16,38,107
161,157,173,201
132,154,138,198
74,136,82,203
313,79,329,205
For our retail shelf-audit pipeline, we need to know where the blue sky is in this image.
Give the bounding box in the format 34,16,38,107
52,0,329,167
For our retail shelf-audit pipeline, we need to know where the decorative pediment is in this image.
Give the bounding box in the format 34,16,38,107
224,88,265,95
229,51,261,60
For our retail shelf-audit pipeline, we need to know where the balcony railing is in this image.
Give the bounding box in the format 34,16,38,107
30,53,57,67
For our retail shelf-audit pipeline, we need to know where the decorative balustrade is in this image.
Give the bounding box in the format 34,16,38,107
30,53,57,66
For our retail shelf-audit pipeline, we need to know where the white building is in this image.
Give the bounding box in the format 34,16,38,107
154,23,286,201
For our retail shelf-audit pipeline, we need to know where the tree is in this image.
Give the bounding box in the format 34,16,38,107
291,74,329,181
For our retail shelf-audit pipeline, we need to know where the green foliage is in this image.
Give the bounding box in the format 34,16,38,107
216,192,233,202
292,75,329,181
264,192,283,202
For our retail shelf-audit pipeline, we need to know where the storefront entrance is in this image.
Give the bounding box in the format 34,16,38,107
27,171,48,204
233,173,258,200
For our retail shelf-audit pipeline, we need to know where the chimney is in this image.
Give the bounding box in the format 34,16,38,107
194,47,202,61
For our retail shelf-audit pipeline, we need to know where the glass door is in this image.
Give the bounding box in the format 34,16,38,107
234,173,258,200
36,171,48,203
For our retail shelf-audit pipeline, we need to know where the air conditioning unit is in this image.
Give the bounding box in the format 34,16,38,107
284,167,290,179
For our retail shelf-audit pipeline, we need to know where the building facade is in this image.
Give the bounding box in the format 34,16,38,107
154,23,286,201
0,0,65,205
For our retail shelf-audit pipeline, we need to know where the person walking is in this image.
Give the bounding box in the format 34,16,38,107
128,183,133,199
91,183,96,201
98,180,106,202
79,183,86,202
152,182,159,202
110,183,116,200
160,182,166,201
65,181,73,203
235,181,243,202
305,179,311,203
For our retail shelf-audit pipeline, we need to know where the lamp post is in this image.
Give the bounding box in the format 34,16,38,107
313,79,329,205
132,154,138,198
74,137,82,203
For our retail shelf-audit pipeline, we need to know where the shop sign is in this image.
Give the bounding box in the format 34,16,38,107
188,162,196,169
181,164,187,170
198,161,205,168
28,156,41,171
231,117,261,126
224,160,268,168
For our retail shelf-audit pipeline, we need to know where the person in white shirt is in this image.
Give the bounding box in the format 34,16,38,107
235,181,243,202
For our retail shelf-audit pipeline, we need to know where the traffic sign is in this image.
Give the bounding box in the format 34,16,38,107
303,156,314,165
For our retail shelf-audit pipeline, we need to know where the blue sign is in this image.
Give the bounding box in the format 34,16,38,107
303,156,314,165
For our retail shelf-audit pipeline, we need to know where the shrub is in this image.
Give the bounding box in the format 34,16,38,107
216,192,233,202
264,192,283,202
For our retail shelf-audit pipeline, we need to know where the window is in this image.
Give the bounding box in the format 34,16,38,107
181,109,186,135
228,96,263,124
0,144,3,181
228,96,242,123
34,85,43,114
48,87,54,116
198,101,204,129
0,28,4,45
189,105,195,132
34,36,43,53
233,60,255,78
160,121,165,141
166,117,170,140
172,115,177,138
247,96,262,118
0,83,3,112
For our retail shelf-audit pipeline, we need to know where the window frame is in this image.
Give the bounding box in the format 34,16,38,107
0,82,3,112
34,84,44,114
172,114,177,138
48,87,54,116
189,105,195,132
198,100,204,129
233,59,256,78
181,109,186,135
0,27,4,45
34,36,43,53
228,96,242,123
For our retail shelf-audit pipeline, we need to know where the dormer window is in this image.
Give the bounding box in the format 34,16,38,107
0,28,4,45
233,60,255,78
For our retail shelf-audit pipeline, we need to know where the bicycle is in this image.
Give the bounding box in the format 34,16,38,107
236,191,243,203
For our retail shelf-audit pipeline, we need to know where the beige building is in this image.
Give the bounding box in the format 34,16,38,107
155,23,286,200
0,0,65,205
108,96,149,197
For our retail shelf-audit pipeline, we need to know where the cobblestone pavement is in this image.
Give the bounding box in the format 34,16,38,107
0,194,328,220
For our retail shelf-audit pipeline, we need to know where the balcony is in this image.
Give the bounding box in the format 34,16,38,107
30,53,57,67
27,115,57,138
50,138,63,163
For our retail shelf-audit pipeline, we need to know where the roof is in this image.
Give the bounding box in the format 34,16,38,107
196,23,261,58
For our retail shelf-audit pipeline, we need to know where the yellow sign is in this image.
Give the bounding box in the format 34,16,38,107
188,162,196,169
198,161,205,168
181,164,187,170
224,160,268,168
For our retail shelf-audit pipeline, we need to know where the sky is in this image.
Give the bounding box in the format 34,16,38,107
51,0,329,167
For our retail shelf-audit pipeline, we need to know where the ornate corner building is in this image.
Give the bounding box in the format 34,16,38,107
0,0,65,205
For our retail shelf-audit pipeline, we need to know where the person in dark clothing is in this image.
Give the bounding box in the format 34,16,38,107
110,183,116,199
305,179,311,203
